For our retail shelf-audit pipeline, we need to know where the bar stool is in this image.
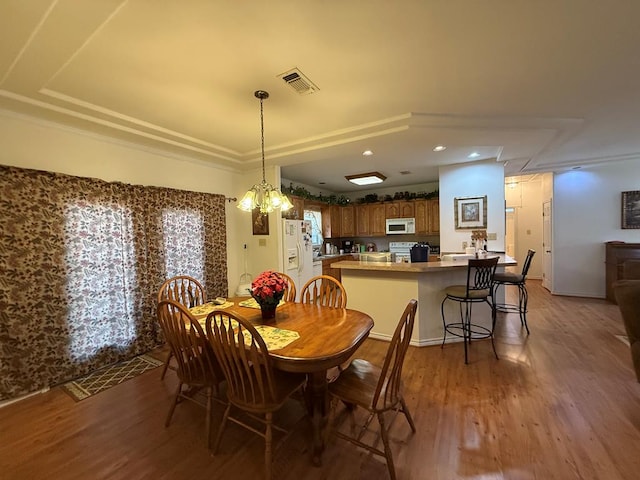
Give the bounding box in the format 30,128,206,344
492,249,535,334
441,256,499,364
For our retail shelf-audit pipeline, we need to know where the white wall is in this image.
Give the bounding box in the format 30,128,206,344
439,159,506,253
0,110,251,296
552,158,640,298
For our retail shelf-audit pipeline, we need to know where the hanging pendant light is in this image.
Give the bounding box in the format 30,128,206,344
238,90,293,214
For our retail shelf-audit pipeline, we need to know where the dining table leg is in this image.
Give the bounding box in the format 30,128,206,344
307,370,329,466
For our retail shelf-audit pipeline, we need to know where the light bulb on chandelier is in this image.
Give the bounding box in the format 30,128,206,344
237,90,293,214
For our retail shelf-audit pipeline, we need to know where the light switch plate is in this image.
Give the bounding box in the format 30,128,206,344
258,239,267,247
487,232,497,240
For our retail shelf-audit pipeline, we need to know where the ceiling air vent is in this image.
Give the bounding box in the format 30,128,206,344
278,68,319,95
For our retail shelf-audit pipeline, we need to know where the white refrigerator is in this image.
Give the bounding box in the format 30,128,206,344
281,219,314,301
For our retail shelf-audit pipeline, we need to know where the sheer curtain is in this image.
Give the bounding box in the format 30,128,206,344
0,165,227,401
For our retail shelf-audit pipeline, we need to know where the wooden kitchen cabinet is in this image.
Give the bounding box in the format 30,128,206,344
283,195,305,220
429,198,440,233
356,204,370,236
341,205,355,237
322,254,352,282
321,205,342,239
369,203,386,236
414,199,430,235
385,201,414,219
415,199,440,234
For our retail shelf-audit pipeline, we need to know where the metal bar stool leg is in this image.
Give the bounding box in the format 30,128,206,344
518,283,530,334
463,301,471,364
440,298,449,348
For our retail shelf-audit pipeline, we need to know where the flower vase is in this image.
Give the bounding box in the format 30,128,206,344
260,303,277,320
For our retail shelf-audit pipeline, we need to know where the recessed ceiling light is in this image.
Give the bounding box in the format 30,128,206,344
468,152,480,158
345,171,386,186
433,145,446,152
572,166,582,170
362,150,373,156
318,181,326,185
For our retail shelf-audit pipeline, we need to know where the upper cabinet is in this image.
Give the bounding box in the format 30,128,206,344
369,203,387,236
355,204,370,236
321,205,342,239
283,195,305,220
305,197,439,238
415,199,440,235
429,198,440,234
415,200,430,235
340,205,356,237
385,201,415,219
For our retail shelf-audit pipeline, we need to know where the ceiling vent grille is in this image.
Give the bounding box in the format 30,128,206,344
278,68,319,95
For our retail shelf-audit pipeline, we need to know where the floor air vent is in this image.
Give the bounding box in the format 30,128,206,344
278,68,319,95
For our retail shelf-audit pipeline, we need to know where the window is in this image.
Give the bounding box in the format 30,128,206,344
64,201,138,360
304,210,324,246
162,208,206,282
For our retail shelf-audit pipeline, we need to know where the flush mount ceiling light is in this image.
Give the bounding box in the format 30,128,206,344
362,150,374,156
345,171,387,186
238,90,293,214
433,145,446,151
468,152,480,158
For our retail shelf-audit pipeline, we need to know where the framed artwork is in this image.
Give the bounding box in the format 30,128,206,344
454,195,487,230
622,190,640,229
252,209,269,235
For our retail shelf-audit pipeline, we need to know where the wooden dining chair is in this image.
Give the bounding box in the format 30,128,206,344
205,310,307,480
277,272,297,302
156,299,224,448
328,299,418,480
300,275,347,308
157,275,207,379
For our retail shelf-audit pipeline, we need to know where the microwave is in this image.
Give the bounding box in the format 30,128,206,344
386,218,415,235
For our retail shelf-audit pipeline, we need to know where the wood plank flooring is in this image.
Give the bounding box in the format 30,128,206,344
1,280,640,479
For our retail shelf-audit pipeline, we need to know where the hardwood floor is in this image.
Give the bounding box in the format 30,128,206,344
1,280,640,479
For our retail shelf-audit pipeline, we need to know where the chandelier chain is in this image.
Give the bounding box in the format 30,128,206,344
260,95,266,182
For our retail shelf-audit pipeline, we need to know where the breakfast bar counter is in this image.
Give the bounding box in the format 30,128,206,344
332,254,516,346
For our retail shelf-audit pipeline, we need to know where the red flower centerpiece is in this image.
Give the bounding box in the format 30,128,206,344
251,270,287,320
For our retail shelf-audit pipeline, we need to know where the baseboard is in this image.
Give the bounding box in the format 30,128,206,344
0,387,50,409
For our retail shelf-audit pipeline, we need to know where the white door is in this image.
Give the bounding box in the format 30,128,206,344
542,200,552,291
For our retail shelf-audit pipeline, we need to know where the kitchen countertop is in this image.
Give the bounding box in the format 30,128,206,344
313,253,357,263
330,253,516,273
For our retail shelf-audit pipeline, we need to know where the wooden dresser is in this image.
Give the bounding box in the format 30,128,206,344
605,241,640,303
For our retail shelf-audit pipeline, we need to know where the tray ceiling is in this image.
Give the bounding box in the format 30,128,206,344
2,1,640,191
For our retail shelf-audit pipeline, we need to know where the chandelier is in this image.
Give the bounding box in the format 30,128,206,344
238,90,293,214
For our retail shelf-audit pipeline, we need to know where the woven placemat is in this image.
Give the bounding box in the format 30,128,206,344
62,354,164,401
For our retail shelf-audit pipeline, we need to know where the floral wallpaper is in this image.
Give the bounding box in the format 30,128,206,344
0,165,227,401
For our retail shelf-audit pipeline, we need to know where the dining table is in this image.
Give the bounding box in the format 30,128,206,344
189,296,374,465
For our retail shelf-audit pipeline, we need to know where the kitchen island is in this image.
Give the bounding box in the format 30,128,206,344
331,254,517,346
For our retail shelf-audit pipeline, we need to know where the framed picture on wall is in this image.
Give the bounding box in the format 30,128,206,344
252,208,269,235
622,190,640,229
454,195,487,230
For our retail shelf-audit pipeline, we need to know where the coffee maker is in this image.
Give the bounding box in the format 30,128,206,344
341,240,353,253
410,242,430,262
